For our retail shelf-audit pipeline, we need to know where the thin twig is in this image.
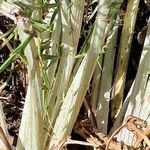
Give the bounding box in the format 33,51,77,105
65,139,94,147
0,126,12,150
0,97,9,100
134,125,150,148
105,124,126,150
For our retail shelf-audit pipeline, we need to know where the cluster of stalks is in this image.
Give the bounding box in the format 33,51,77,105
0,0,150,149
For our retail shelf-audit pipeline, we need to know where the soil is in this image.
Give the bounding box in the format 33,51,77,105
0,15,26,138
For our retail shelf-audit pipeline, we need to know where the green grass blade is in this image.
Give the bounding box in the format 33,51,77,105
0,35,32,74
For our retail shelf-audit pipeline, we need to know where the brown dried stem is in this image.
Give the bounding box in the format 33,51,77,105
74,115,150,150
